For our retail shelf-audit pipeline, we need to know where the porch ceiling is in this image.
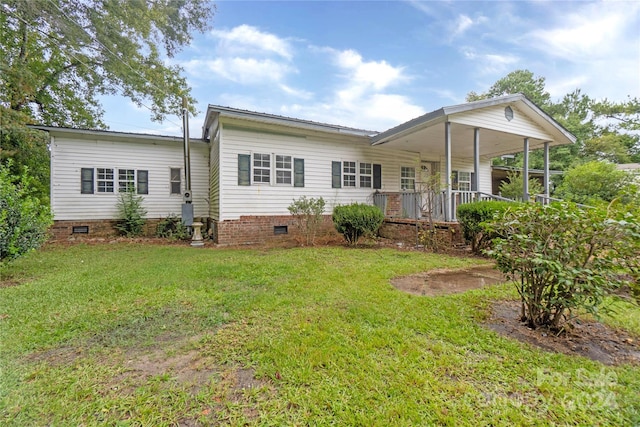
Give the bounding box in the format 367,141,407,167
376,120,555,159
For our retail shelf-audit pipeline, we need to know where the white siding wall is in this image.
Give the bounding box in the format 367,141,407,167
209,132,221,220
218,124,493,221
51,136,209,220
450,105,552,140
219,125,422,220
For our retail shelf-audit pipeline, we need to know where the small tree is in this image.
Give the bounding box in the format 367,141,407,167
499,171,544,201
288,196,326,246
332,203,384,245
0,162,52,263
115,191,147,237
484,202,638,330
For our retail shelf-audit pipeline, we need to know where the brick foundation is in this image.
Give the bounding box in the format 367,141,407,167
379,218,463,247
214,214,340,246
50,218,206,240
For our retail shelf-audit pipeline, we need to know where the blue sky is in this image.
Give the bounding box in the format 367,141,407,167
100,0,640,137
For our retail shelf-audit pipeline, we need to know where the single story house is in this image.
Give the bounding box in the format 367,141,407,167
34,93,575,245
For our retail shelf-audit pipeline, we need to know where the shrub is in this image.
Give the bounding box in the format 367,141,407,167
332,203,384,245
457,200,514,254
288,196,326,246
484,202,638,330
0,161,52,263
155,215,190,240
115,191,146,237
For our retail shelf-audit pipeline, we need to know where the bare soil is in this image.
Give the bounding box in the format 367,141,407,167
486,300,640,365
390,265,505,296
392,266,640,366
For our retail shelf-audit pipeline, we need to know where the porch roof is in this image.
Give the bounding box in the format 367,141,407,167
370,94,576,159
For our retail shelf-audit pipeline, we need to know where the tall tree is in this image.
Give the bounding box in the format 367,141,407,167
1,0,215,128
466,69,551,107
0,0,215,203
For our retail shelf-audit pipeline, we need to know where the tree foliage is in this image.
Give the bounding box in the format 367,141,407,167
485,202,638,330
498,171,544,201
0,107,50,203
466,70,551,107
0,161,52,263
555,161,633,205
1,0,215,128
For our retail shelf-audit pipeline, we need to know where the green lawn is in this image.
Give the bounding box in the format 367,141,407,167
1,244,638,426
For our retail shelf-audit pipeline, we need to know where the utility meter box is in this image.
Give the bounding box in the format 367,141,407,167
181,203,194,226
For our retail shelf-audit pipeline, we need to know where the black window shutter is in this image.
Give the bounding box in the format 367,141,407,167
331,161,342,188
452,170,459,190
373,164,382,189
81,168,94,194
238,154,251,186
137,170,149,194
294,158,304,187
471,172,477,191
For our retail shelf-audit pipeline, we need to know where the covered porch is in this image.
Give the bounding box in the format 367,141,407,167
370,94,576,221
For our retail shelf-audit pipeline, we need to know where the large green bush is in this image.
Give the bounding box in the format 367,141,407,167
0,162,52,263
115,191,147,237
484,202,638,330
555,160,633,204
457,200,515,254
332,203,384,245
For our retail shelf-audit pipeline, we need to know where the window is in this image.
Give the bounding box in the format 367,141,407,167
118,169,135,192
81,168,147,194
238,154,304,187
401,166,416,190
453,171,471,191
332,161,381,189
343,161,356,187
253,153,270,183
137,170,149,194
170,168,181,195
81,168,94,194
360,162,372,188
275,155,292,185
294,158,304,187
97,168,114,193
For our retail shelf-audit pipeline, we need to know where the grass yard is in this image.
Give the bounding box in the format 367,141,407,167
1,243,639,426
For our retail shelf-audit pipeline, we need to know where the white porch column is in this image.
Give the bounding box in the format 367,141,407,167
523,137,529,201
543,141,550,202
474,128,480,200
445,121,452,221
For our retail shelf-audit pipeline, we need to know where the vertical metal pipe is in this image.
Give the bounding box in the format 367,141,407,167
473,128,480,200
523,137,529,202
543,141,550,201
444,121,452,221
182,97,191,195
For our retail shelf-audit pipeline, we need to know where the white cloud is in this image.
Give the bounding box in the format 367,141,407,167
334,49,406,91
183,58,293,85
461,47,519,75
210,24,293,60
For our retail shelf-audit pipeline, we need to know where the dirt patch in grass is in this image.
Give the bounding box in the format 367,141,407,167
392,266,640,366
485,300,640,366
391,265,505,296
